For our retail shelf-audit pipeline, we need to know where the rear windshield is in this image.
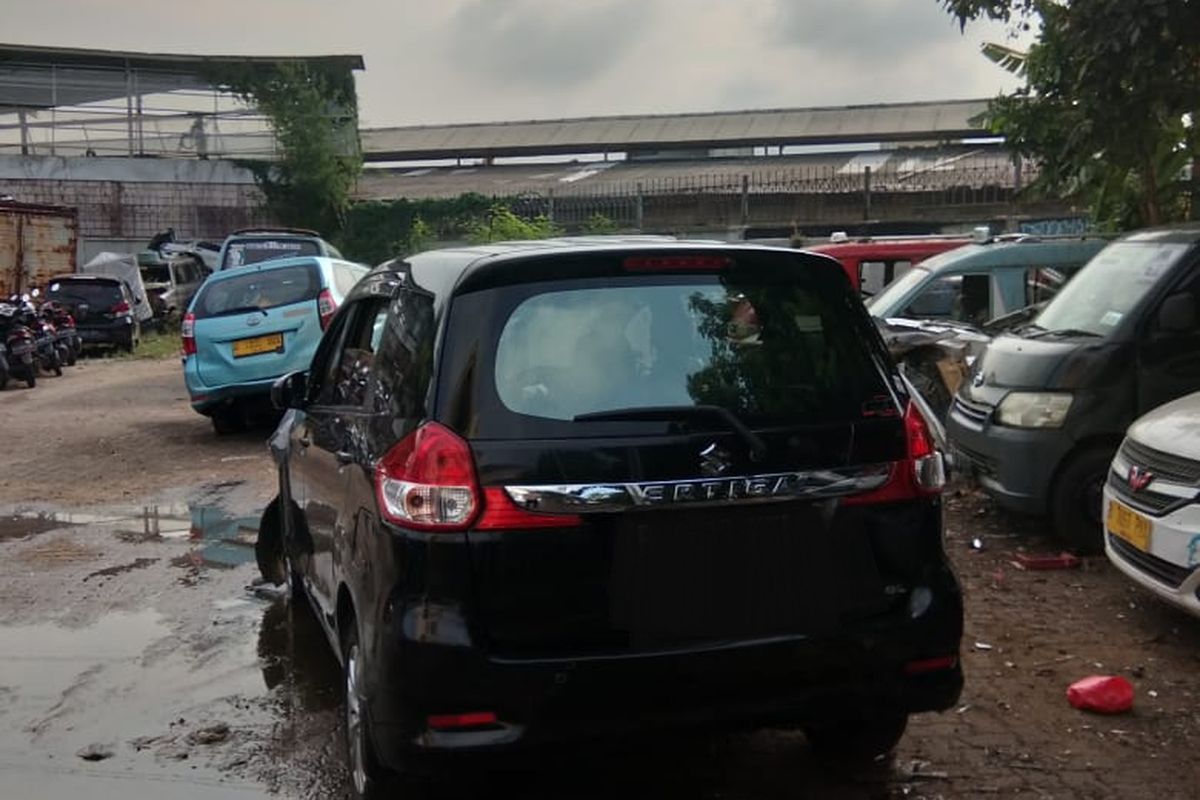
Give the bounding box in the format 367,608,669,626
47,280,123,306
459,264,891,433
193,264,319,319
221,238,320,269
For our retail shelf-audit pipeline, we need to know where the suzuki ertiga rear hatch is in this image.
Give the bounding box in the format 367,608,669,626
435,247,945,657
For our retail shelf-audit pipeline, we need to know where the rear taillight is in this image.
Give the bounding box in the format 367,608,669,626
375,423,583,532
844,401,945,506
181,312,196,356
317,289,336,330
375,423,481,531
110,300,131,315
427,711,498,731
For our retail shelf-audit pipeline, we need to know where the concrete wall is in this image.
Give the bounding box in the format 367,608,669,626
0,156,273,247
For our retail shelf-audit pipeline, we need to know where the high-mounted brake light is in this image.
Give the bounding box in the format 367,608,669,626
317,289,336,330
844,402,945,506
623,255,731,271
181,312,197,356
375,423,584,532
427,711,498,731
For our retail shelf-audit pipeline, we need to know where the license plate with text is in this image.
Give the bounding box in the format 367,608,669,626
232,333,284,358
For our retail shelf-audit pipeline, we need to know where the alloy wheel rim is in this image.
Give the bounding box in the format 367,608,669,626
345,643,368,794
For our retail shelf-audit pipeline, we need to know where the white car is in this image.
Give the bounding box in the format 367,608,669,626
1104,391,1200,617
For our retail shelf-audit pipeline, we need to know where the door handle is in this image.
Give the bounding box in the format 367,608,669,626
335,451,354,466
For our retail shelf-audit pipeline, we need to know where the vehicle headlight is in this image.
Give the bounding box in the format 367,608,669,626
996,392,1074,429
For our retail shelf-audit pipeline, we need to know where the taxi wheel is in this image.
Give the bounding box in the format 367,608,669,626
1051,445,1115,555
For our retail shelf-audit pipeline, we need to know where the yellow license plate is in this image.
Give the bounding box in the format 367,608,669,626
232,333,283,358
1107,499,1151,551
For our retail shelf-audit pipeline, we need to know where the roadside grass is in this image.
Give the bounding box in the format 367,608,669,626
82,322,181,361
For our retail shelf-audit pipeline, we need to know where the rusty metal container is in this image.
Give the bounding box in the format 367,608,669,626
0,201,79,296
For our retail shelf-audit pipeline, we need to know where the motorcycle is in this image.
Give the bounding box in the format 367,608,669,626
11,294,61,377
41,301,77,367
0,302,37,388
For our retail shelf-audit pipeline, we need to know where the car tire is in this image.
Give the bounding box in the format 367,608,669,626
342,624,391,800
804,711,908,761
255,498,305,601
25,370,35,389
1051,444,1116,555
0,368,7,391
210,409,243,435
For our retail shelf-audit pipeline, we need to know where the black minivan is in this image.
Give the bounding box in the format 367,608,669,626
948,226,1200,551
258,241,963,798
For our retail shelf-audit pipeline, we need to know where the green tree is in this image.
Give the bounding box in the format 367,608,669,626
581,213,620,234
213,62,361,236
941,0,1200,228
466,204,562,244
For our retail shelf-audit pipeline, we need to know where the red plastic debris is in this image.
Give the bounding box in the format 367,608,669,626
1013,552,1081,570
1067,675,1134,714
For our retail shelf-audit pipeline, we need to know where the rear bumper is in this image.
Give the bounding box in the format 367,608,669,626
365,586,963,766
184,369,280,413
78,318,135,345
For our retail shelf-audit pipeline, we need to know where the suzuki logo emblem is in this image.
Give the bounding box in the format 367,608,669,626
1128,465,1154,492
699,443,732,478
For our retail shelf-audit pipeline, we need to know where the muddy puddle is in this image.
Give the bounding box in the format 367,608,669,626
0,501,261,572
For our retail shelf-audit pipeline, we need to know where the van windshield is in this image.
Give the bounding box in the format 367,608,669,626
865,267,930,315
1032,242,1191,337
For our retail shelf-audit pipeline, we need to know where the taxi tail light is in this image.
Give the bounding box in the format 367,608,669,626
317,289,336,330
110,300,131,315
375,423,582,532
181,312,197,356
844,402,945,506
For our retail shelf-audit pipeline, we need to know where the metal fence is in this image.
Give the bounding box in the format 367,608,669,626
506,157,1039,230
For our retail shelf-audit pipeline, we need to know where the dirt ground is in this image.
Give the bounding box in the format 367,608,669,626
1,357,1198,799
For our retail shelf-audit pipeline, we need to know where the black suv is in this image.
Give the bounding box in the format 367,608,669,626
258,241,963,798
45,275,140,351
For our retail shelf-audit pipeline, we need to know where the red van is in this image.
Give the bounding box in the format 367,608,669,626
807,235,973,295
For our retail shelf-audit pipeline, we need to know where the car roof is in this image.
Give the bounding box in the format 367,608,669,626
204,255,331,279
356,239,843,309
1120,223,1200,245
225,228,324,240
908,236,1111,274
49,274,123,285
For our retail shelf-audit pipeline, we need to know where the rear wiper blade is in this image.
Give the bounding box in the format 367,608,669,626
574,405,768,462
215,305,269,316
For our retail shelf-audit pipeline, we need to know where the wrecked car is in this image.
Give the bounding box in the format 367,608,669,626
949,225,1200,553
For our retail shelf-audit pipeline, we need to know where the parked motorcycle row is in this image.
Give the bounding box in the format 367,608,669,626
0,290,83,390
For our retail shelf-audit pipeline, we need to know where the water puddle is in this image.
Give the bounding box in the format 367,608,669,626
0,502,260,572
0,513,80,541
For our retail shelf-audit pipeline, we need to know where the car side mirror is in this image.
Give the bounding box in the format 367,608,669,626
272,370,308,411
1158,292,1196,333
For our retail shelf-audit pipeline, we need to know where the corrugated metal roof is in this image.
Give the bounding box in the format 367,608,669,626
354,146,1017,201
361,100,992,161
0,43,363,109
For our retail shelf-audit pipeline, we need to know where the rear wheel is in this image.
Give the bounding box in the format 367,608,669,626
210,408,244,435
1051,445,1115,555
342,624,390,800
804,711,909,761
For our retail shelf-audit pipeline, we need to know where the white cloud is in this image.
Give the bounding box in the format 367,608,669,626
4,0,1025,127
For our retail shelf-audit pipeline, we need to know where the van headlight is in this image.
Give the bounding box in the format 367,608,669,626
996,392,1074,429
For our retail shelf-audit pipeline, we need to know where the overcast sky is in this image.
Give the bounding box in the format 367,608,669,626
6,0,1023,129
